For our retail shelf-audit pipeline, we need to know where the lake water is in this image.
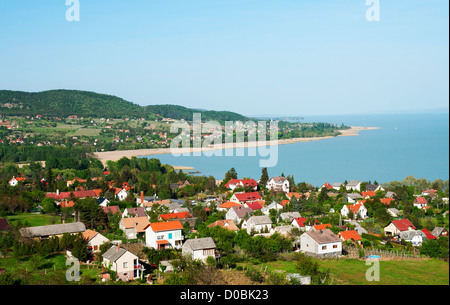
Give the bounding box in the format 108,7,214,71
142,113,449,186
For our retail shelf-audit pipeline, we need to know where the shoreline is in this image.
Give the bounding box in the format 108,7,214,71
93,126,379,166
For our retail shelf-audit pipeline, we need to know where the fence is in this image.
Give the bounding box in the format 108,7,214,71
343,247,427,261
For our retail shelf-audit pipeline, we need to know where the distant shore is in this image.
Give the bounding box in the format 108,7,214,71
93,126,379,166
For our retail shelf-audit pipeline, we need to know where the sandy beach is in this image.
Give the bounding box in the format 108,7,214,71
93,126,379,166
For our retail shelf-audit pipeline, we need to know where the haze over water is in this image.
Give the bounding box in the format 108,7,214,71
144,112,449,186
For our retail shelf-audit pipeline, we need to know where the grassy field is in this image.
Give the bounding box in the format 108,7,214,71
6,213,63,227
319,259,449,285
239,258,449,285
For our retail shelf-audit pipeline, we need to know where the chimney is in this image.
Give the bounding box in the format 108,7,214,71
56,189,60,196
117,244,120,251
141,191,144,204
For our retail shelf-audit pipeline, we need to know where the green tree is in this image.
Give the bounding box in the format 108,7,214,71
260,167,269,188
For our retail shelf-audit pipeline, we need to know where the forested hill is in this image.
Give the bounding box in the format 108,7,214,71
0,89,249,122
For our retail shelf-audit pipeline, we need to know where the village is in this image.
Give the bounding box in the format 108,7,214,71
1,158,448,285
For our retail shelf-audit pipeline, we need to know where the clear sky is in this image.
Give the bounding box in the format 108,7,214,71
0,0,448,116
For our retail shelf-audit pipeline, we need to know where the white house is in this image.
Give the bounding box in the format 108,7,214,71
299,229,342,257
97,197,110,207
346,193,363,204
115,188,128,201
384,219,416,236
82,229,110,253
332,182,343,191
246,215,273,234
341,203,368,219
182,237,216,262
261,201,283,216
225,205,252,224
399,230,427,246
119,217,150,240
266,177,290,193
145,220,184,250
346,180,361,192
102,245,143,281
280,212,302,223
9,176,26,187
413,197,428,210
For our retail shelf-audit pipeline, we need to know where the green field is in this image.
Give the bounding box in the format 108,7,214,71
239,258,449,285
6,213,63,227
319,259,449,285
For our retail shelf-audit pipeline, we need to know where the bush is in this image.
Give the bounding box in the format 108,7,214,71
245,268,264,283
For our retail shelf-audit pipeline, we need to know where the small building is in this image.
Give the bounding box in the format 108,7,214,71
225,205,252,224
119,217,150,240
431,227,449,238
413,197,428,210
280,212,302,223
261,201,283,216
102,245,143,281
338,230,362,245
122,207,147,218
346,193,363,204
300,229,342,257
346,180,362,192
217,201,241,212
229,192,262,204
207,219,239,231
246,215,272,234
266,177,290,193
20,222,86,240
82,229,110,253
341,203,368,219
384,219,416,236
182,237,216,262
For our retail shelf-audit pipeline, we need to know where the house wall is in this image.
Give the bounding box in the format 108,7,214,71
384,223,399,236
89,234,110,252
246,223,271,234
145,228,183,249
300,234,342,257
103,252,140,281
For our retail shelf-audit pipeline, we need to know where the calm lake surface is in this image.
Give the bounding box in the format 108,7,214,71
142,113,449,186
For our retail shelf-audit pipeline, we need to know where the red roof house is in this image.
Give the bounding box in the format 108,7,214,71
231,192,262,203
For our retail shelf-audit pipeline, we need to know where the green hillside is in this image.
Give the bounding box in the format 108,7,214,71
0,89,249,122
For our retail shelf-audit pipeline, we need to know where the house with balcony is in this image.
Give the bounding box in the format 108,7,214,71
102,245,144,281
145,220,184,250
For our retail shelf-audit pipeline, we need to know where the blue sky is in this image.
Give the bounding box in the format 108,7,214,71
0,0,448,116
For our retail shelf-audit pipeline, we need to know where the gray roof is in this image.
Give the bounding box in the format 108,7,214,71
400,230,427,240
274,225,294,234
102,245,136,262
385,191,396,198
280,212,301,221
432,227,447,237
347,180,361,187
182,237,216,251
248,215,272,225
20,222,86,237
304,229,341,244
230,205,252,218
365,184,378,192
333,182,343,187
347,193,363,200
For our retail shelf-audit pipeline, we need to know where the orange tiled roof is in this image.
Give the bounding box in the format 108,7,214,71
313,223,332,230
218,201,240,209
339,230,361,241
82,229,98,241
148,220,183,232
